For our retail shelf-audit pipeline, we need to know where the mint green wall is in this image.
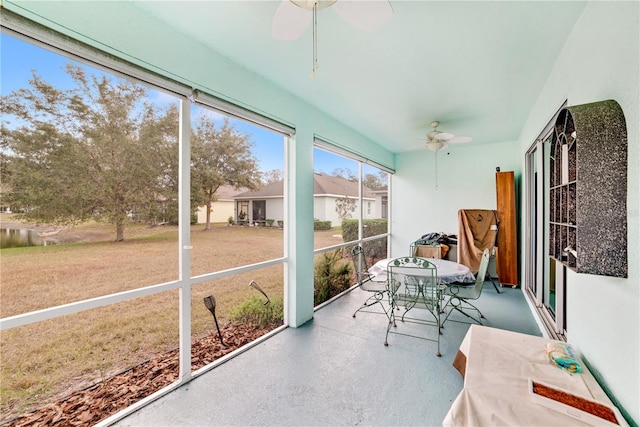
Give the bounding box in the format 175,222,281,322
518,2,639,422
2,1,394,328
392,140,519,255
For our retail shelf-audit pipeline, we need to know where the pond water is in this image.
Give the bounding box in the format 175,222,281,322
0,227,55,248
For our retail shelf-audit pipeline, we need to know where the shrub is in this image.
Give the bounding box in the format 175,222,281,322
314,249,353,306
228,216,234,225
313,220,332,231
266,219,274,226
342,218,388,259
277,220,284,227
230,295,284,329
341,218,388,241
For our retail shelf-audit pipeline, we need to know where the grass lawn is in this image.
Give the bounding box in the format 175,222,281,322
0,215,343,421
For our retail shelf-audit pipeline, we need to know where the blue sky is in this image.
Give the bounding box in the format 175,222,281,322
1,32,357,176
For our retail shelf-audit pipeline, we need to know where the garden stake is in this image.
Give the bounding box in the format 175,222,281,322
203,295,225,346
249,280,270,305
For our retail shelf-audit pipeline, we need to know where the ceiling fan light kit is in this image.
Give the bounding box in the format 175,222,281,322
426,141,445,152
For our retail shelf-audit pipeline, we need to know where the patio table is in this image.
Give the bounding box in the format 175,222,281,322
369,257,475,285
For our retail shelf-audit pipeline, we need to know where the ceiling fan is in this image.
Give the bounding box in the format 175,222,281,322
423,121,473,152
413,121,473,190
272,0,393,77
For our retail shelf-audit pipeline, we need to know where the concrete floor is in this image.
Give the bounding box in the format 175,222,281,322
115,283,541,426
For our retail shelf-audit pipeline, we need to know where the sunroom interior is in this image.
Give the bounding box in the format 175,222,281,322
0,1,638,426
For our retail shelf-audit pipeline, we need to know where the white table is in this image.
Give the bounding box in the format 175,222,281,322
369,257,475,285
444,325,627,427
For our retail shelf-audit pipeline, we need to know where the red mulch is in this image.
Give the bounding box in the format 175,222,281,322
2,323,274,427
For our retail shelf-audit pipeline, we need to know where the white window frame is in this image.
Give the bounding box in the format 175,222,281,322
312,137,393,255
524,102,567,340
0,11,294,424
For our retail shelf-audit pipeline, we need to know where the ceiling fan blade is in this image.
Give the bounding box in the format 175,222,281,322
434,132,455,141
272,0,312,41
333,0,393,32
448,136,473,144
406,143,425,151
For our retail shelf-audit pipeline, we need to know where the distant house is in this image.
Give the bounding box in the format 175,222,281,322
196,185,248,224
233,173,380,226
372,186,388,219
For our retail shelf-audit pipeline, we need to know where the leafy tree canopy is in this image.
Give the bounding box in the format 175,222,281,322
262,168,283,185
363,171,388,190
190,115,261,230
1,64,179,241
322,167,387,190
331,167,356,182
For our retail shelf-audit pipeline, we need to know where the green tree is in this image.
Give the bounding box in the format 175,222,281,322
363,170,388,190
331,167,357,181
191,116,261,231
0,152,13,207
0,64,179,241
135,104,181,225
262,168,283,184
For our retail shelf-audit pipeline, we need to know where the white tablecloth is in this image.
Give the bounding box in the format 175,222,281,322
369,258,475,285
443,325,627,427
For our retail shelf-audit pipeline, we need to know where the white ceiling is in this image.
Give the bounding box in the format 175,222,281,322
131,1,587,153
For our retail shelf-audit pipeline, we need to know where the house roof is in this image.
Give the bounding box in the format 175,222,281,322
234,174,377,199
215,185,248,201
314,173,375,198
235,180,284,199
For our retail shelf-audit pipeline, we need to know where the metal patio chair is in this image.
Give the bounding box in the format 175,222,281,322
441,248,490,325
384,256,444,356
351,245,390,319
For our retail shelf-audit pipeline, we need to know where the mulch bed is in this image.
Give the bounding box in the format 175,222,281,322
2,324,274,427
